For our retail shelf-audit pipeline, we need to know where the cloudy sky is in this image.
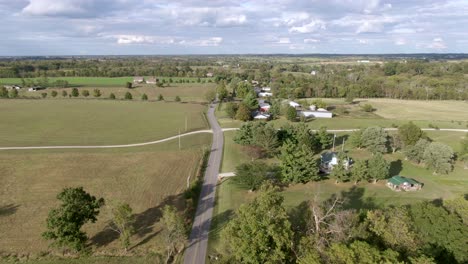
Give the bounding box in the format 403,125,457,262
1,0,467,55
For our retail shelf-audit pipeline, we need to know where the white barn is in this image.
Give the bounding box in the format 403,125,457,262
301,110,332,118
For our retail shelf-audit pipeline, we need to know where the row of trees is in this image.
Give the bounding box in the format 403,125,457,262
42,187,187,261
219,182,468,264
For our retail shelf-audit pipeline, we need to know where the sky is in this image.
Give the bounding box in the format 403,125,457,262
1,0,467,55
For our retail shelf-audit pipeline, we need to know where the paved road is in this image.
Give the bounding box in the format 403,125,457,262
184,103,223,264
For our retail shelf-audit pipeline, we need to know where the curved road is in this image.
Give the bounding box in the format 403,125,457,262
184,103,223,264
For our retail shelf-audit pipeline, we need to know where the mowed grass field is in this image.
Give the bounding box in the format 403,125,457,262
0,133,212,257
0,100,208,147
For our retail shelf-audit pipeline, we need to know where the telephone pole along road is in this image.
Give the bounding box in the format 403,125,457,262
184,103,223,264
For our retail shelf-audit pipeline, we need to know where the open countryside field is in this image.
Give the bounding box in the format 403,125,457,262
0,100,208,147
0,133,211,257
0,77,214,87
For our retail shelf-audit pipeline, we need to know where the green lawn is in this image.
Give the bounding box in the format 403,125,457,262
0,99,208,146
0,133,211,258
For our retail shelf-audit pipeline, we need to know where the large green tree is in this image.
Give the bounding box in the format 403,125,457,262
404,138,430,164
330,161,349,184
362,126,388,154
235,103,252,121
232,161,274,191
279,140,319,183
367,153,390,183
348,128,364,149
398,122,425,146
161,205,187,263
350,159,369,184
42,187,104,252
423,142,454,174
221,183,293,263
108,201,134,251
316,126,333,150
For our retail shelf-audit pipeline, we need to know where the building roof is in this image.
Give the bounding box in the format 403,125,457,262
388,176,420,186
321,151,337,163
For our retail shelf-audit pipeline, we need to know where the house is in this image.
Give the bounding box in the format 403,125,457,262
4,85,21,90
387,176,422,191
253,112,271,120
289,101,301,108
320,151,352,173
133,76,145,84
262,87,271,92
146,77,158,84
206,72,214,77
28,86,45,92
259,102,271,112
258,92,273,97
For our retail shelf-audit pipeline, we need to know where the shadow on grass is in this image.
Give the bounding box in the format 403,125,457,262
0,204,19,217
389,159,403,176
339,186,377,210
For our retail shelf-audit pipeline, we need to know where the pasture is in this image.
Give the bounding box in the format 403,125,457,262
0,133,212,257
0,100,208,147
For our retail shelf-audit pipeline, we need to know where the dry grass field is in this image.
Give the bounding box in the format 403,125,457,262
0,100,208,147
0,133,211,257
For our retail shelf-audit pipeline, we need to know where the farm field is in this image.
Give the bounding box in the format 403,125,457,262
0,76,213,87
0,100,208,147
209,131,468,257
0,133,211,258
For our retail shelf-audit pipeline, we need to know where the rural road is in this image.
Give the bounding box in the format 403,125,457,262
183,103,223,264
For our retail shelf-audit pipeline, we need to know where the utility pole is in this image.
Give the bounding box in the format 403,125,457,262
342,138,345,152
332,134,336,151
185,115,187,132
179,129,181,150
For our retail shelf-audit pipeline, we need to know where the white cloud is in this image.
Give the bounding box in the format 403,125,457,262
394,38,406,45
289,19,326,33
179,37,223,46
277,37,291,44
289,44,304,50
304,38,320,43
427,37,447,49
22,0,87,16
114,35,175,45
358,39,369,44
356,21,383,33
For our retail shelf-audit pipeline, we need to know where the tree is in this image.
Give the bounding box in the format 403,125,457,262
423,142,454,174
71,88,79,97
232,161,273,191
330,161,349,184
174,95,181,102
398,122,424,146
235,81,252,98
41,92,47,98
217,82,228,101
109,93,116,100
108,202,134,251
368,153,389,183
286,105,297,121
125,82,132,89
8,88,18,98
161,205,186,263
362,126,388,154
225,102,238,119
327,241,400,264
93,89,101,98
361,104,374,112
124,92,133,100
234,122,255,145
0,87,8,98
81,89,89,97
253,123,280,156
350,159,368,184
279,140,319,183
205,89,216,102
269,99,281,119
221,183,293,263
158,94,164,101
316,126,333,150
405,138,430,163
348,128,364,149
140,93,148,101
42,187,104,252
62,90,68,97
50,90,57,98
242,91,258,110
388,131,403,153
235,103,252,121
459,133,468,169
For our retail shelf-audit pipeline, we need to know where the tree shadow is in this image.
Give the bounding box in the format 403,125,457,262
339,186,377,210
208,209,234,240
389,159,403,176
0,204,19,217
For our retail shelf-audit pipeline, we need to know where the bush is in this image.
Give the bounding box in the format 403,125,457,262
9,89,18,98
81,90,90,97
175,96,181,102
62,90,68,97
361,103,374,112
93,89,101,97
286,106,297,121
124,92,133,100
71,88,79,97
51,91,58,97
41,92,47,98
109,93,116,99
125,82,132,89
141,93,148,101
158,94,164,101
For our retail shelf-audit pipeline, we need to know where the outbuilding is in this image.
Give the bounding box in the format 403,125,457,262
300,110,332,118
289,101,301,108
387,176,422,191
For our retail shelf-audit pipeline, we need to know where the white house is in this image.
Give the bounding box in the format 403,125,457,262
28,86,45,92
300,110,332,118
262,87,271,92
146,77,157,84
133,76,145,83
253,112,270,120
289,101,301,108
4,85,21,90
309,105,317,111
259,92,273,97
320,151,352,173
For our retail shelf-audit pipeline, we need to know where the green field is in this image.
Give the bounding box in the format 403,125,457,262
0,77,213,87
0,133,211,258
0,100,208,146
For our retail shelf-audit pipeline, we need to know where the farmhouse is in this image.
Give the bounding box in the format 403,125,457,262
301,108,333,118
320,151,352,173
387,176,422,191
146,77,158,84
28,86,45,92
133,76,145,83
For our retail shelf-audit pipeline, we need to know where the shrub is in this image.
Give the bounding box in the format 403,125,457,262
9,89,18,98
41,92,47,98
51,91,58,97
141,93,148,101
175,96,181,102
109,93,116,99
125,82,132,89
124,92,133,100
361,103,374,112
286,106,297,121
61,90,68,97
71,88,79,97
93,89,101,97
158,94,164,101
81,90,90,97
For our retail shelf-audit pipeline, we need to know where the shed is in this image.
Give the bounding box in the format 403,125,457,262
259,92,273,97
387,176,422,191
289,101,301,108
300,110,332,118
133,76,145,83
146,77,158,84
253,112,270,120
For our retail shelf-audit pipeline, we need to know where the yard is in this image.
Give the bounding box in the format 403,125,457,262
0,133,212,258
0,100,208,147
